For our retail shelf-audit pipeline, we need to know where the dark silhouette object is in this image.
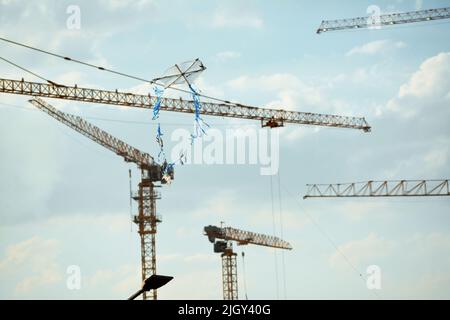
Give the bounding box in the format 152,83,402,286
128,275,173,300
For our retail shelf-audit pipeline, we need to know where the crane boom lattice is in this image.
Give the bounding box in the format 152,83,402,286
29,98,170,300
303,180,450,199
204,225,292,300
317,7,450,34
206,226,293,250
29,98,156,169
0,78,371,131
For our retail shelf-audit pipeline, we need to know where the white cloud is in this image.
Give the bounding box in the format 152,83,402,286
346,40,406,56
403,272,450,299
398,52,450,98
0,104,67,224
192,189,238,220
162,269,220,299
100,0,154,11
85,264,139,296
193,76,225,99
338,202,389,222
212,7,263,29
387,52,450,117
216,51,242,62
226,73,369,119
183,253,216,263
284,126,320,142
45,213,132,235
329,233,394,269
330,231,450,298
406,232,450,253
248,210,310,231
227,73,324,111
424,142,449,172
0,236,63,296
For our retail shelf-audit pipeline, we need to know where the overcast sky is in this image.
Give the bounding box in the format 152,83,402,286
1,0,450,299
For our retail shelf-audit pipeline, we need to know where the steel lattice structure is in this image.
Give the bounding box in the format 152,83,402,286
303,180,450,199
221,250,238,300
205,226,292,250
0,78,371,132
317,7,450,34
132,179,161,300
29,98,156,169
29,98,171,300
204,225,292,300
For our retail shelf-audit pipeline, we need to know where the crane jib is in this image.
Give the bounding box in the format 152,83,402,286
0,78,371,132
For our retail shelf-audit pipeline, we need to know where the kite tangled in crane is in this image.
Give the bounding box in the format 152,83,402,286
156,122,164,161
151,58,209,144
188,83,210,143
152,86,164,120
149,58,208,178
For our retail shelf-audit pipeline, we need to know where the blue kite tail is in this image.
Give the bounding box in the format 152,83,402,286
152,86,164,120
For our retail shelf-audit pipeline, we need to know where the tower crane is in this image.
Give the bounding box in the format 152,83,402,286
1,69,370,300
0,78,371,132
204,225,292,300
317,7,450,34
303,180,450,199
28,98,173,300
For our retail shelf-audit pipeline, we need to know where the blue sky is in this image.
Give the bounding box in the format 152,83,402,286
0,0,450,299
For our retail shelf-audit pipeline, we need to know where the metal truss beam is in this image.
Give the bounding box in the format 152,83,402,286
205,225,292,250
134,173,161,300
222,250,238,300
1,78,371,132
303,180,450,199
29,98,157,169
29,98,164,300
317,7,450,34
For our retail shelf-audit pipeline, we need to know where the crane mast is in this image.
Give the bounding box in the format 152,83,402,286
204,225,292,300
317,7,450,34
3,58,369,300
29,98,173,300
303,180,450,199
0,78,371,132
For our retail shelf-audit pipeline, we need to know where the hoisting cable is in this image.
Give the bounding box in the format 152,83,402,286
129,169,133,233
0,36,242,106
241,251,248,300
0,56,62,86
280,183,382,299
270,174,280,300
277,171,288,299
